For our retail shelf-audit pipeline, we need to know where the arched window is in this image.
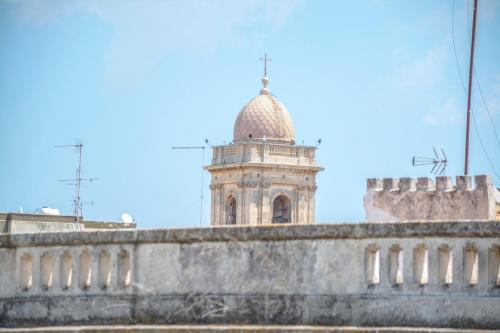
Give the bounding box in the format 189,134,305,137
226,195,237,225
272,195,291,223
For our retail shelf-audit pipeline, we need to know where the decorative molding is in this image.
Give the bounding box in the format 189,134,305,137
209,184,223,190
308,185,318,192
237,181,258,188
205,163,323,174
296,184,307,191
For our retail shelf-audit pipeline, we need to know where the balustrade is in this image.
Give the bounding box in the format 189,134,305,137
18,248,131,292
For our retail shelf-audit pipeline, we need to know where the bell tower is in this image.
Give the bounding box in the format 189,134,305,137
205,56,323,225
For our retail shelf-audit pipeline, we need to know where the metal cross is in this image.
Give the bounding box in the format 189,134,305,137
260,53,272,76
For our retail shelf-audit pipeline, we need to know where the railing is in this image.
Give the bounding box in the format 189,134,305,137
18,247,132,293
212,143,316,166
366,243,500,287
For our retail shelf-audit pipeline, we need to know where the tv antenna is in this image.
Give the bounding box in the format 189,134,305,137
55,143,97,224
172,139,210,227
412,147,448,175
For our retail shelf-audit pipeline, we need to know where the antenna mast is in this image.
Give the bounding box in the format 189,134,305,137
56,143,96,223
464,0,479,175
172,139,209,227
76,144,82,218
413,147,448,175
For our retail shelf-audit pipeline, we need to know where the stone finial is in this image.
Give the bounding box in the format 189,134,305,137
367,178,382,191
399,178,416,192
260,75,270,95
474,174,492,189
383,178,398,191
436,176,453,191
260,53,271,95
456,175,472,190
417,177,435,191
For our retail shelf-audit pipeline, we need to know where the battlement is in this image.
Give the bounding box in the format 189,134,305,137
364,175,499,222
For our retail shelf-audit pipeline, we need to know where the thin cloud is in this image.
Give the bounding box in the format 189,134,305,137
395,41,447,90
8,0,301,88
424,97,462,126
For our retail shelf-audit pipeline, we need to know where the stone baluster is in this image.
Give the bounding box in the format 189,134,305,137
390,245,404,285
366,244,380,285
438,244,453,285
465,243,479,286
79,251,92,290
118,250,131,288
40,252,53,290
60,251,73,290
99,250,112,289
20,253,33,291
414,244,429,285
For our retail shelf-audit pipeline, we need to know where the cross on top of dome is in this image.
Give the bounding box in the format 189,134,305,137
260,53,271,76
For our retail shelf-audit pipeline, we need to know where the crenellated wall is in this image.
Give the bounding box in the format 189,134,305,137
364,175,499,222
1,222,500,329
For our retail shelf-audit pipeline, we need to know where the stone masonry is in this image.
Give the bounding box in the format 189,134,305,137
206,143,322,225
364,175,500,222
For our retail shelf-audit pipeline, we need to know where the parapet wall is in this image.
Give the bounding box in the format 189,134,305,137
1,222,500,329
0,213,136,233
364,175,499,222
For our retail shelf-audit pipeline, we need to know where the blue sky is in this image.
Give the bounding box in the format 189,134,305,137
0,0,499,228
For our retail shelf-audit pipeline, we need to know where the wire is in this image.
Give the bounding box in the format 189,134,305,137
474,69,500,152
471,109,500,181
451,0,500,182
451,0,467,91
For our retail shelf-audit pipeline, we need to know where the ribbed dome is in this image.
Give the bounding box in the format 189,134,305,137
233,75,295,143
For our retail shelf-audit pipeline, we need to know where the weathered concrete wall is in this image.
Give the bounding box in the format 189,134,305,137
364,175,499,222
1,222,500,329
0,324,494,332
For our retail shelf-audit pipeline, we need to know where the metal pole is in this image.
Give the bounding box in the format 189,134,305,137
172,145,207,227
76,144,82,222
199,147,205,227
464,0,478,175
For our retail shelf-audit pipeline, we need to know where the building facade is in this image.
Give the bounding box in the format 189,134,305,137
205,72,323,226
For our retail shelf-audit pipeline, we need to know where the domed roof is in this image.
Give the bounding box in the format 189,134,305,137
233,75,295,143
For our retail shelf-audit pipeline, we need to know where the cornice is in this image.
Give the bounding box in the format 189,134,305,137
205,162,324,174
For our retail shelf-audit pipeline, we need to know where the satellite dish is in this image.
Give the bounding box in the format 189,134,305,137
34,207,61,215
121,212,134,223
